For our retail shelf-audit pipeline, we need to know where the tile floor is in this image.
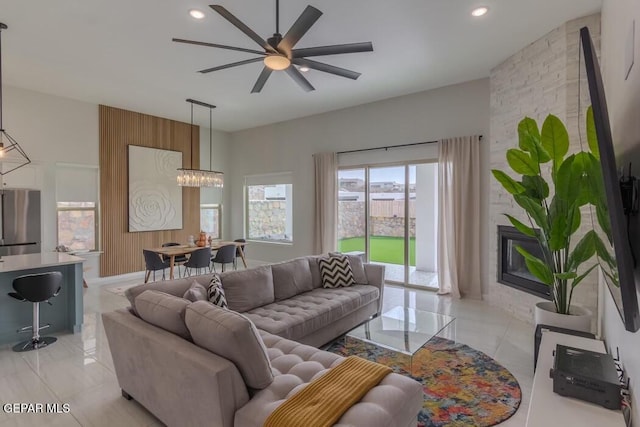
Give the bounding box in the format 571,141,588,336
0,273,534,427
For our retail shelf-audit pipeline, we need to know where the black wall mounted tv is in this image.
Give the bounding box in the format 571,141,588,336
580,26,640,332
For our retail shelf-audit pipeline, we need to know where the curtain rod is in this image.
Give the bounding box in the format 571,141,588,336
336,135,483,155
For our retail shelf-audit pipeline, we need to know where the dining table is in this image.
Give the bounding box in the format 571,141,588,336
147,241,248,280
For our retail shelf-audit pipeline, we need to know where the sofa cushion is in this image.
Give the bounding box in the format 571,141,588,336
220,265,275,312
319,255,355,288
183,281,208,302
135,290,191,340
272,258,314,301
207,275,228,308
234,331,424,427
244,285,379,341
125,274,216,313
185,301,274,390
308,256,323,289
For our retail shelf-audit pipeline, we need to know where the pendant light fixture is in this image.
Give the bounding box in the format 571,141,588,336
177,98,223,188
0,23,30,175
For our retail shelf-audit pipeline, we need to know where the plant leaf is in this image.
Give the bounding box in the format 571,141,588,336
506,149,539,176
593,231,616,267
555,154,576,204
586,106,600,159
505,214,536,237
565,204,581,236
573,152,593,207
519,117,551,164
521,175,549,201
514,194,548,234
555,272,578,280
549,200,569,251
567,230,598,271
541,114,570,161
515,245,554,285
596,204,613,245
571,264,598,289
491,170,526,195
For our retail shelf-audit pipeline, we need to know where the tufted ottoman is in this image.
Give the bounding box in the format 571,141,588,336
234,331,423,427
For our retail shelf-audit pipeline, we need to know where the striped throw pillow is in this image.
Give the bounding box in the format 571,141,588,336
318,255,355,288
207,275,228,308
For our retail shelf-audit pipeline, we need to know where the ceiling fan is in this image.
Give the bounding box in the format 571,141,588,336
173,1,374,93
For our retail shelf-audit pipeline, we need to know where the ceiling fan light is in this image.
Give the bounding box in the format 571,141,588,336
264,54,291,71
471,7,488,17
299,65,310,72
189,9,206,19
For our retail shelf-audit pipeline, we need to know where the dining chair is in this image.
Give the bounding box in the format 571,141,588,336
184,247,212,277
233,239,246,269
211,244,237,273
143,250,171,283
162,242,187,278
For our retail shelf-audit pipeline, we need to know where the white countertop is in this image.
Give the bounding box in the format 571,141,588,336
0,252,84,273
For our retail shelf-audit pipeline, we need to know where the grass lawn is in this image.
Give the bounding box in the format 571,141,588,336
338,236,416,266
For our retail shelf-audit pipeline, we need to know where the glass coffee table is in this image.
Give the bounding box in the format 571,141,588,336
346,306,456,373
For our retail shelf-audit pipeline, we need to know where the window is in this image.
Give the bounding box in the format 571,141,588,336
56,164,99,251
57,202,97,251
200,204,221,239
245,173,293,243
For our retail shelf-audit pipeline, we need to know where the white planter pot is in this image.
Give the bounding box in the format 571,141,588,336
534,301,592,333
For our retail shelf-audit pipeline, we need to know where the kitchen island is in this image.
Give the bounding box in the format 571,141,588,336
0,253,84,345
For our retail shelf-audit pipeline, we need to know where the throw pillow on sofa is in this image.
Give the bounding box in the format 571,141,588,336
185,301,274,390
207,275,228,308
319,255,355,288
329,252,368,284
183,281,208,302
135,290,191,340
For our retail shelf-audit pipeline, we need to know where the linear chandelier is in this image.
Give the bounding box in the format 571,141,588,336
177,98,223,188
0,23,31,175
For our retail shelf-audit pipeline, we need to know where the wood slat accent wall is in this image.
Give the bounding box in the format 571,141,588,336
99,105,200,276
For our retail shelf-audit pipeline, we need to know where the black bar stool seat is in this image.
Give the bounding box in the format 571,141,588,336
7,272,63,352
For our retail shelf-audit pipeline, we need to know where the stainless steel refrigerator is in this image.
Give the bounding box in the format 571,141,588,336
0,189,41,256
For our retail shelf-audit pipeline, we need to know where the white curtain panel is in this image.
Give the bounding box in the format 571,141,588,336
437,136,482,299
313,152,338,254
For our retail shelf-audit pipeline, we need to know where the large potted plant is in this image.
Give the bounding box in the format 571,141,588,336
492,112,606,332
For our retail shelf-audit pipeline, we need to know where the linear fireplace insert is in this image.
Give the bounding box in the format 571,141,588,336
497,225,551,300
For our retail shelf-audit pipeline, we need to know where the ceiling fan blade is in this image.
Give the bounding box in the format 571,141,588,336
199,57,264,74
292,42,373,58
172,38,266,56
210,5,276,53
251,67,273,93
292,58,361,80
285,66,315,92
278,6,323,54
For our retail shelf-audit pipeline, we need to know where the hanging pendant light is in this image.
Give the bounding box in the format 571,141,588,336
177,98,223,188
0,23,30,175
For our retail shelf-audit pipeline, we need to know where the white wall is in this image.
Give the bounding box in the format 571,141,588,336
601,1,640,423
229,78,490,293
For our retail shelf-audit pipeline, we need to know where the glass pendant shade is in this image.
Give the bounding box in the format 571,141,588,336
177,99,224,188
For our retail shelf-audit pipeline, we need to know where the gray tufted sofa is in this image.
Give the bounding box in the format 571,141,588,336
103,255,423,426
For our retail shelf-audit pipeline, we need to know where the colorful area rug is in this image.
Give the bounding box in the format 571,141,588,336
326,336,521,427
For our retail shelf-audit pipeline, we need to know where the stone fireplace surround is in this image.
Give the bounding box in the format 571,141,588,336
486,14,601,325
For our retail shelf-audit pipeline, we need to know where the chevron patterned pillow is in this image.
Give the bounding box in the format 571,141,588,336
318,255,355,288
207,275,228,308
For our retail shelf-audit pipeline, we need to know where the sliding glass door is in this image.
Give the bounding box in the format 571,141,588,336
338,162,438,289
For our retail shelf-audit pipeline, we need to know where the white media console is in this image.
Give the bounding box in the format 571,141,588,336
526,331,626,426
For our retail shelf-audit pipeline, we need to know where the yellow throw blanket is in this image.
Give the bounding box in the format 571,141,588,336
264,356,392,427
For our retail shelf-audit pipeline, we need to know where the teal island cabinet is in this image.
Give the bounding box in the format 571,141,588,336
0,253,84,345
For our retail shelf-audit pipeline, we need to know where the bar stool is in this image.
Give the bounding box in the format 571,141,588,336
7,271,63,352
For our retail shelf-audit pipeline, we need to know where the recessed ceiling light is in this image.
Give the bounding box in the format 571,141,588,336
471,7,488,17
299,66,310,72
189,9,205,19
